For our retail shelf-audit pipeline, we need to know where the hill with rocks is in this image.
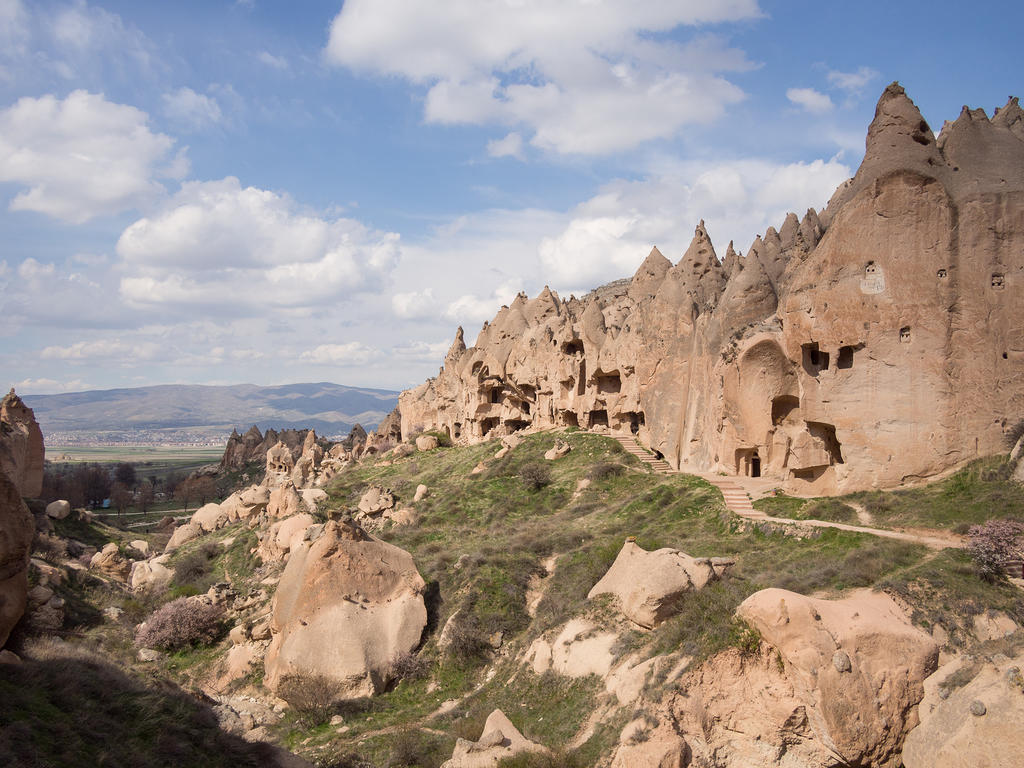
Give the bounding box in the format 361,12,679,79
399,83,1024,496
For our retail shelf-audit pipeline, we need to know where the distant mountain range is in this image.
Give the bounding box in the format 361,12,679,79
24,382,399,444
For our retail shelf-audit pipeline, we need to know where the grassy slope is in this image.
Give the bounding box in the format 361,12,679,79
11,431,1024,768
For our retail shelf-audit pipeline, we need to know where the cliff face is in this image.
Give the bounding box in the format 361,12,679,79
0,388,44,498
399,84,1024,494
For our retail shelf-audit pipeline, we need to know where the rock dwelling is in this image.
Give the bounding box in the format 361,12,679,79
398,84,1024,495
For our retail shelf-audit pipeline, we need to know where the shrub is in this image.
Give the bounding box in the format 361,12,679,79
173,542,219,587
389,651,430,682
968,519,1024,581
277,674,346,728
519,463,551,492
135,597,224,650
587,462,625,482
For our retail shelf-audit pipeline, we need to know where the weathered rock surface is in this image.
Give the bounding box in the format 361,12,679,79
527,617,617,678
398,84,1024,495
441,709,546,768
264,519,427,700
165,521,202,552
588,541,718,628
902,649,1024,768
192,502,229,532
0,471,34,647
89,542,131,582
45,500,70,520
129,555,173,592
357,485,395,516
734,588,940,767
0,389,44,498
258,513,316,563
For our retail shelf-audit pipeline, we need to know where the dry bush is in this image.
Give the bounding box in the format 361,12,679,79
389,651,430,682
586,461,625,482
134,597,224,650
277,674,346,727
968,519,1024,581
519,462,552,491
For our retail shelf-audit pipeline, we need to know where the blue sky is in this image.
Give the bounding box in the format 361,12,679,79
1,0,1021,394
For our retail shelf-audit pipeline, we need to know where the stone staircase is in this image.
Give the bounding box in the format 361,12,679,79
612,435,760,518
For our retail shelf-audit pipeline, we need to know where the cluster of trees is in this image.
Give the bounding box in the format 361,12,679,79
41,461,220,516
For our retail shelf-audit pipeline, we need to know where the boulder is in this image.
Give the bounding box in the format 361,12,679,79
45,500,71,520
611,718,691,768
357,485,395,516
129,556,173,592
263,519,427,700
0,472,36,647
384,507,419,527
165,522,202,551
391,443,414,458
192,502,228,533
527,618,617,678
543,439,571,461
299,488,327,512
736,588,939,767
413,484,429,502
441,709,546,768
415,434,439,452
129,539,151,557
588,540,717,628
259,514,315,563
89,542,131,581
903,651,1024,768
267,482,303,519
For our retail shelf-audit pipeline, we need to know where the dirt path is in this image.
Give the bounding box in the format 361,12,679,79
612,436,964,550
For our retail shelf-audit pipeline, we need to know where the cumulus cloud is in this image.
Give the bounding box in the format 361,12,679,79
487,132,524,160
325,0,760,154
392,288,438,319
538,156,852,295
12,377,88,394
786,87,834,114
0,90,183,222
40,339,161,361
162,86,224,131
300,342,381,366
827,66,879,95
445,278,526,327
117,177,401,312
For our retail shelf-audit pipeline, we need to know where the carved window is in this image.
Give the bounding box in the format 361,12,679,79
899,327,911,343
992,274,1005,290
937,268,947,279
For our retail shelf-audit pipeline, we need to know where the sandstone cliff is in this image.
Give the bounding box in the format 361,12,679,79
399,84,1024,494
0,388,44,498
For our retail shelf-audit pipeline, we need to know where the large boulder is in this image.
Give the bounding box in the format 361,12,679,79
0,389,44,498
735,588,939,767
165,521,202,552
902,650,1024,768
45,500,70,520
588,540,718,628
441,709,547,768
129,556,173,592
267,482,303,519
0,471,34,647
264,519,427,700
258,514,316,563
192,502,228,532
357,485,395,516
415,434,439,452
89,542,131,582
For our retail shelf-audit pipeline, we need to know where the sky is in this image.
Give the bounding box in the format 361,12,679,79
1,0,1021,395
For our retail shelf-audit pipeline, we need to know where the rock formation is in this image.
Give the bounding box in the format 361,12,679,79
440,709,547,768
588,540,723,628
398,84,1024,494
263,519,427,700
0,389,44,498
0,470,34,648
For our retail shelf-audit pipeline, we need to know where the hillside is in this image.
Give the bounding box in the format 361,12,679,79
6,429,1022,767
24,382,399,444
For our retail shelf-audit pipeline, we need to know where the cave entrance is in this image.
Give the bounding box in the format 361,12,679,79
751,453,761,478
480,417,499,437
505,419,529,433
771,395,800,425
588,409,609,429
624,411,645,434
559,410,579,428
735,447,761,477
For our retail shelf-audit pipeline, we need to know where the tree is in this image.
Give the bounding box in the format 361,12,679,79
174,477,195,514
75,463,111,508
110,482,133,519
191,475,218,506
137,480,155,514
968,519,1024,581
115,462,137,489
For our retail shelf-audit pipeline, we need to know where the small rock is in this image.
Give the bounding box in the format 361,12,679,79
833,650,852,673
969,700,987,717
138,648,161,662
414,484,429,502
415,434,439,451
330,715,345,726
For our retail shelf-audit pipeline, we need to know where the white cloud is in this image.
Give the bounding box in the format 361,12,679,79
445,278,526,327
0,91,183,222
538,156,852,295
786,87,834,114
391,340,450,363
0,0,28,55
117,177,401,312
257,51,288,70
50,1,156,77
486,131,524,160
827,66,879,94
392,288,438,319
162,86,224,131
40,339,161,361
300,342,381,366
11,377,88,394
325,0,760,155
17,257,55,280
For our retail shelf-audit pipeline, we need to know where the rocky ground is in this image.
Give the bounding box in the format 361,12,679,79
3,428,1024,768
